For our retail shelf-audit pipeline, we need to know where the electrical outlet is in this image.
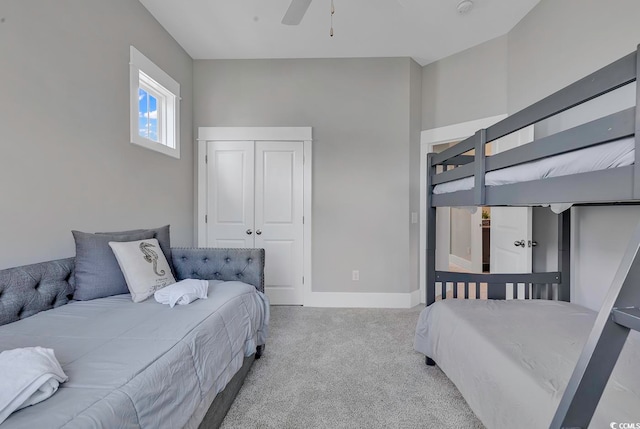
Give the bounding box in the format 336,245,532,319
352,270,360,281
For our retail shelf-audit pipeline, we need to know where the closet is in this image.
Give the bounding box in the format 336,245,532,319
197,127,312,305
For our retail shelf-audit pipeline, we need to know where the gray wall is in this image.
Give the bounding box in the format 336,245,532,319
509,0,640,310
0,0,194,269
194,58,416,294
422,35,508,130
507,0,640,114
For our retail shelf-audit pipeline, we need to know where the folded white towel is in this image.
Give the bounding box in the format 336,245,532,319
0,347,68,424
154,279,209,308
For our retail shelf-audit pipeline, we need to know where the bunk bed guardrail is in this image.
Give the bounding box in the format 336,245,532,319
428,48,639,207
434,271,562,301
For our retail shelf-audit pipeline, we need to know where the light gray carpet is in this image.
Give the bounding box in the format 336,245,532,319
221,306,484,429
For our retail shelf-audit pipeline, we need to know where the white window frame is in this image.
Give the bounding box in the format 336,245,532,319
130,46,180,159
138,75,165,144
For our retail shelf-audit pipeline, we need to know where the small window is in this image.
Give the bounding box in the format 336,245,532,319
130,46,180,158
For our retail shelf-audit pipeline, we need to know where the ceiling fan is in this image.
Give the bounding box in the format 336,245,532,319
281,0,313,25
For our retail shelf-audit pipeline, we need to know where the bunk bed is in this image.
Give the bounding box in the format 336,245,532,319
414,46,640,429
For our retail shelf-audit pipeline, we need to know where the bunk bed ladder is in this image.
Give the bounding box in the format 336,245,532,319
550,219,640,429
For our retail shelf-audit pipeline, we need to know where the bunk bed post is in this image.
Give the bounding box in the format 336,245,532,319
557,210,571,302
426,153,437,307
634,44,640,199
551,219,640,429
473,129,487,206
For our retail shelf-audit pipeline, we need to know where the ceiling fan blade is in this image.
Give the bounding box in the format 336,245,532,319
281,0,313,25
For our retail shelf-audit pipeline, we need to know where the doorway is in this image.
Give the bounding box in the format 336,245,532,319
419,114,507,304
430,141,485,274
420,117,536,303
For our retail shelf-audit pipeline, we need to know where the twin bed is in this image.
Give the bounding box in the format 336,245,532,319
414,46,640,428
0,248,269,428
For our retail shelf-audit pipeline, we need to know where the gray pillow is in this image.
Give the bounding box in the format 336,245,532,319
72,230,155,300
97,225,174,276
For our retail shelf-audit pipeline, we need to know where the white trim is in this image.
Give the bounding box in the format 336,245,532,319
197,140,207,247
197,127,313,306
419,114,507,304
303,140,313,305
130,46,180,95
420,114,507,145
305,289,421,308
129,46,180,159
197,127,312,142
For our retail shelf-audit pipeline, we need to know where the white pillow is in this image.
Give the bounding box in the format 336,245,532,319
108,238,176,303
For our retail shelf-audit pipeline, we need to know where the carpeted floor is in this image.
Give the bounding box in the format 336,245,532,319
221,306,484,429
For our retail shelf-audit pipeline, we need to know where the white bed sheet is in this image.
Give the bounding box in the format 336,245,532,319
414,299,640,429
0,280,269,429
433,137,635,195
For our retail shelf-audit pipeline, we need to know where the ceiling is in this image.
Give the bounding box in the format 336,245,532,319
139,0,541,66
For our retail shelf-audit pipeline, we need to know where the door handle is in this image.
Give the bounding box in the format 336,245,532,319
514,240,525,248
246,229,253,235
529,240,538,247
256,229,262,235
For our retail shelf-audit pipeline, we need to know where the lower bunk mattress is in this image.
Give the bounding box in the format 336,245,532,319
0,280,269,429
414,299,640,428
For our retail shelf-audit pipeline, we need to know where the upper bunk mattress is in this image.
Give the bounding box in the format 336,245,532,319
414,299,640,429
433,136,635,195
0,280,269,429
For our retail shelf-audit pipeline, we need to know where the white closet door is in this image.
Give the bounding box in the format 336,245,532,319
255,141,304,305
206,141,255,248
490,126,534,276
490,126,534,299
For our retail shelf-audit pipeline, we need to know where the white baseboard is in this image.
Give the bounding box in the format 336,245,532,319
305,289,421,308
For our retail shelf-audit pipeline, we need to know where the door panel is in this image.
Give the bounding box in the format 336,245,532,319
490,207,532,273
255,141,304,305
206,141,255,248
213,239,249,248
262,239,295,287
261,151,295,223
215,151,247,223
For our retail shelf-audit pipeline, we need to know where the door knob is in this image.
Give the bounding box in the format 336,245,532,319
256,229,262,235
514,240,525,248
529,240,538,247
246,229,253,235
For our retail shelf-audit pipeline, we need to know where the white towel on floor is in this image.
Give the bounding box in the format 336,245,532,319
154,279,209,308
0,347,68,424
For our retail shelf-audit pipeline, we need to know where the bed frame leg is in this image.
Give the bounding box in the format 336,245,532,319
425,356,436,366
255,345,264,359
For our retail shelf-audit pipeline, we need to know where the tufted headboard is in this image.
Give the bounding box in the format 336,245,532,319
0,248,265,327
0,258,75,327
171,248,265,293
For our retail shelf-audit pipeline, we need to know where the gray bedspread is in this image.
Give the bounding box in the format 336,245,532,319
0,280,269,429
414,299,640,429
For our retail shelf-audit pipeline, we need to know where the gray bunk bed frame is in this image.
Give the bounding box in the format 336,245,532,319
424,45,640,429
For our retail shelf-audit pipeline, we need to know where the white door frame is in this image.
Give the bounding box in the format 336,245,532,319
196,127,313,305
419,115,507,304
